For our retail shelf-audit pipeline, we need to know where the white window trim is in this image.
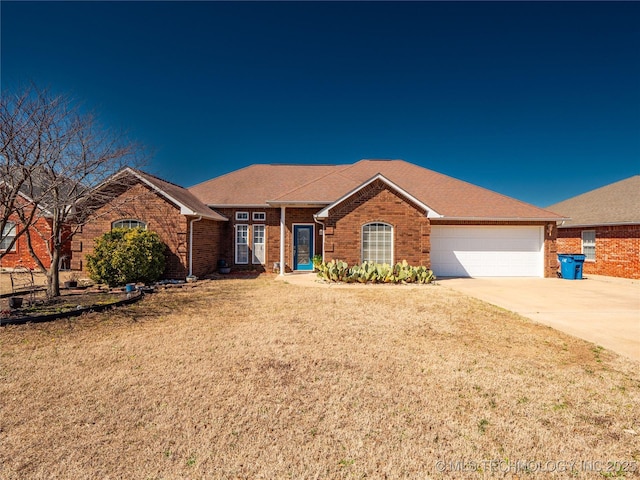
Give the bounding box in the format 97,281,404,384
361,222,394,264
252,212,266,221
581,230,596,262
252,224,266,265
112,219,147,230
235,211,249,221
235,224,249,264
0,221,17,252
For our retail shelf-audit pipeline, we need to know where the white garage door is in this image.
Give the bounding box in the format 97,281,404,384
430,226,544,277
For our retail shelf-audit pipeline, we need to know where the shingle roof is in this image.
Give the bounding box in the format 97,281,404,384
189,164,346,206
112,168,227,221
547,175,640,227
190,159,563,220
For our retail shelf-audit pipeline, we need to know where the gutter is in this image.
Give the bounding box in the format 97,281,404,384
557,221,640,228
429,216,569,222
267,201,331,207
188,216,202,278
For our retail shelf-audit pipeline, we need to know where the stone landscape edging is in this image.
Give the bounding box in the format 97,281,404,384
0,289,144,326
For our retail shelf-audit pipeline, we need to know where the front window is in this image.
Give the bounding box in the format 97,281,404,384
236,211,249,221
236,224,249,264
112,219,147,230
582,230,596,261
252,225,265,264
0,222,16,251
362,222,393,264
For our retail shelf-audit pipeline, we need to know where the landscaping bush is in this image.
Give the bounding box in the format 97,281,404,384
317,260,435,284
86,228,166,287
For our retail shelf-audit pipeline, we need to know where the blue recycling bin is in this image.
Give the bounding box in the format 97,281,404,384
558,254,586,280
572,254,586,279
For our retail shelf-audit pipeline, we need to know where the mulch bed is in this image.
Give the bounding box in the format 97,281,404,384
0,289,144,326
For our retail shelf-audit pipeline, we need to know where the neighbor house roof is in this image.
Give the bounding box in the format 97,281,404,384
104,168,227,221
547,175,640,227
190,159,563,221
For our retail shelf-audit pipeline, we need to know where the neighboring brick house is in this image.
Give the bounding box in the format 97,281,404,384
548,176,640,279
0,192,72,270
190,159,564,277
73,168,227,279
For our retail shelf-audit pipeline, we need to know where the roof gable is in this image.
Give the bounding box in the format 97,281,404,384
0,183,53,217
548,175,640,227
104,168,227,221
314,173,442,219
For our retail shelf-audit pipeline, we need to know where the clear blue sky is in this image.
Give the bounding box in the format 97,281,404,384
2,1,638,207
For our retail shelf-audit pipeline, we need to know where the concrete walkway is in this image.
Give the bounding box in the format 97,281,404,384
439,275,640,362
277,272,640,362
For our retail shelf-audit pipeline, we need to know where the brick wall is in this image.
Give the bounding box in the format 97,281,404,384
0,213,55,269
557,225,640,279
215,207,320,272
323,180,431,266
74,182,191,279
190,218,223,277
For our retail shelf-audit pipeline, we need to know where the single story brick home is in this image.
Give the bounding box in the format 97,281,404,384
186,159,564,278
72,168,228,278
548,175,640,279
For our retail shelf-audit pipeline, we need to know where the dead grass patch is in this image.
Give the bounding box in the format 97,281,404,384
1,277,638,479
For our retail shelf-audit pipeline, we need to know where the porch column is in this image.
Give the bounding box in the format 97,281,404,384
279,206,286,276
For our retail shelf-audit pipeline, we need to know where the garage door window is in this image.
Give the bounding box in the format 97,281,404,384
582,230,595,262
362,223,393,264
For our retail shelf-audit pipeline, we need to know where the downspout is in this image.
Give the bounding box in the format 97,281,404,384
313,214,326,262
279,206,286,276
188,216,202,278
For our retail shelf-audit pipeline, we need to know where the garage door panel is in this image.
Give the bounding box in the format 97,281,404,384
430,226,543,277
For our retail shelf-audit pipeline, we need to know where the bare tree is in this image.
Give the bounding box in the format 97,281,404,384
1,85,144,297
0,88,59,258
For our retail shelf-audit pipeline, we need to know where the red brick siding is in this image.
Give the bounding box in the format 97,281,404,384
190,219,223,277
557,225,640,279
324,180,431,266
426,220,558,278
74,182,191,279
0,213,56,269
215,207,320,272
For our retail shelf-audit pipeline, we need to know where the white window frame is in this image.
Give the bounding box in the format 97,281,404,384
252,212,266,221
582,230,596,262
0,221,17,251
235,211,249,221
361,222,393,264
112,219,147,230
235,224,249,264
252,224,266,265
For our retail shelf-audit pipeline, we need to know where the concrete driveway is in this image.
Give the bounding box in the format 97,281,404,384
439,275,640,362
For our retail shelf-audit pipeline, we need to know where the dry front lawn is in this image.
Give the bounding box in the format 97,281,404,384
1,277,638,479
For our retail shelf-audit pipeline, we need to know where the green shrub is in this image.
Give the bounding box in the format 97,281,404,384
86,228,166,287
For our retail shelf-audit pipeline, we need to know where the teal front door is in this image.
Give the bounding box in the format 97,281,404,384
293,225,314,271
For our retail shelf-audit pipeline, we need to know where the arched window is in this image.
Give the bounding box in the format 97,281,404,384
112,219,147,230
362,223,393,264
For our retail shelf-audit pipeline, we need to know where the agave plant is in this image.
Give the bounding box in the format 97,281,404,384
317,260,436,285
